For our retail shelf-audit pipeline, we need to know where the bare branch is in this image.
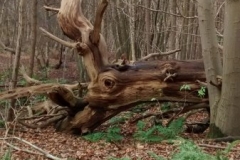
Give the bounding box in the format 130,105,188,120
175,1,198,19
0,83,87,100
18,114,65,129
44,5,59,13
215,1,225,19
196,80,208,87
140,49,181,61
39,27,79,48
198,143,240,151
2,137,64,160
5,142,43,156
90,0,108,44
137,5,197,19
216,29,223,38
0,40,15,54
18,113,65,121
218,44,223,50
20,66,42,85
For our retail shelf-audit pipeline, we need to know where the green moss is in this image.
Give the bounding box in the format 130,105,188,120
207,124,225,138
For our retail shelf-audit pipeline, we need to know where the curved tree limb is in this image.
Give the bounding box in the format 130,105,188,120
0,40,15,54
20,66,42,85
90,0,108,44
40,27,79,49
140,49,181,61
43,5,59,13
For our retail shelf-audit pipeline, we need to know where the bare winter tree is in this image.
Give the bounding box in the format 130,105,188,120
28,0,37,77
8,0,25,121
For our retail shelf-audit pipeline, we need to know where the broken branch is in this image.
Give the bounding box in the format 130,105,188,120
90,0,108,44
2,137,64,160
0,40,15,54
44,5,59,13
140,49,181,61
40,27,79,49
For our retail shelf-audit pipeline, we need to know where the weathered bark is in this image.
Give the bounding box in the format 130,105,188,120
197,0,222,137
216,0,240,136
28,0,37,77
128,0,136,61
49,60,207,133
27,0,207,133
169,0,176,52
144,0,151,57
8,0,25,121
57,0,109,81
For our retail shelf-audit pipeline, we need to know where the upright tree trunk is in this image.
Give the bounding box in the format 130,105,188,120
128,0,136,61
28,0,37,77
144,0,151,57
197,0,222,137
8,0,25,121
216,0,240,136
180,0,190,60
169,0,177,59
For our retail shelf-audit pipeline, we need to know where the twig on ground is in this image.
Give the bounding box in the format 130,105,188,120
198,143,240,151
18,114,66,129
18,113,66,121
5,142,43,155
110,141,122,150
166,103,209,126
213,136,240,143
130,112,163,124
1,137,65,160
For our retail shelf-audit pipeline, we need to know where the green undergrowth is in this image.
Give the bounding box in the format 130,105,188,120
0,119,5,128
1,150,11,160
83,117,184,143
83,116,240,160
110,140,240,160
83,126,123,142
149,139,240,160
134,118,184,143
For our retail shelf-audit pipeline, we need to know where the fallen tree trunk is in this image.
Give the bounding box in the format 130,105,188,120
48,60,207,133
0,0,209,134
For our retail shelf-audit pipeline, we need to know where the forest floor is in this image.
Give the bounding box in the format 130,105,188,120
0,52,240,160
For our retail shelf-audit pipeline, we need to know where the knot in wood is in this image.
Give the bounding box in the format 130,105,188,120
99,75,117,92
104,79,115,88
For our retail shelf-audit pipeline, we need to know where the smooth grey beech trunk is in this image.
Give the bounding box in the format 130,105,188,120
197,0,222,137
216,0,240,136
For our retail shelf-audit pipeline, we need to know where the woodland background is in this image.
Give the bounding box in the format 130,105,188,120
1,0,238,160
